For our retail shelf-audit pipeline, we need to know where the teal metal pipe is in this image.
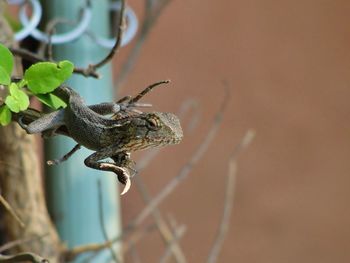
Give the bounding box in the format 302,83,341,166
43,1,122,262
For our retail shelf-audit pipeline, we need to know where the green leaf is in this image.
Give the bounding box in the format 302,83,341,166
5,83,30,113
24,60,74,94
0,105,12,126
36,93,67,109
0,65,10,85
58,60,74,79
5,95,20,112
0,43,14,75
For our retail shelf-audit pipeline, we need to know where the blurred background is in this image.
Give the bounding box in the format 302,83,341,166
118,0,350,262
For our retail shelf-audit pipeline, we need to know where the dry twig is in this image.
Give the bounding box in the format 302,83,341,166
0,194,25,228
0,234,48,253
115,0,172,89
64,223,157,261
206,130,255,263
159,225,187,263
0,252,48,263
9,47,100,78
88,0,125,71
133,176,187,263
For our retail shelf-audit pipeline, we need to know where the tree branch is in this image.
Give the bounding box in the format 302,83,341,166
0,194,25,228
89,0,126,70
0,252,48,263
206,130,255,263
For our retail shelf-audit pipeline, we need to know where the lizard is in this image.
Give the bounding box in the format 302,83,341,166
17,83,183,195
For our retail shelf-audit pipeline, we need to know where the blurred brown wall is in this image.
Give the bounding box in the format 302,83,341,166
118,1,350,262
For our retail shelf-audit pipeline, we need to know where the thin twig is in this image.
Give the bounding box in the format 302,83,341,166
9,47,100,78
97,180,120,263
65,242,113,261
134,176,187,263
112,80,170,119
206,161,237,263
65,223,156,261
89,0,125,70
9,47,44,64
206,130,255,263
115,0,172,90
0,194,25,228
129,80,170,104
122,223,157,253
159,225,187,263
0,234,48,253
0,252,48,263
129,244,142,263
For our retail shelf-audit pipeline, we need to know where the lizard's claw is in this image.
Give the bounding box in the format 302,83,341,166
119,173,131,196
100,163,131,195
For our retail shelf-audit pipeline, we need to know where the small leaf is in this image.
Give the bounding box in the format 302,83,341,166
0,65,10,85
58,60,74,78
5,95,20,112
5,83,30,112
24,60,74,94
0,105,12,126
0,43,14,75
36,93,67,109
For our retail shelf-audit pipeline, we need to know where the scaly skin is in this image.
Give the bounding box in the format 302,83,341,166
18,86,183,194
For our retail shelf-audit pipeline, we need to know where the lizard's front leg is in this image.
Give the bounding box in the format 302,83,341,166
47,144,82,165
84,149,132,195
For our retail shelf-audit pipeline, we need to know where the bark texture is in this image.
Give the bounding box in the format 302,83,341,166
0,6,62,262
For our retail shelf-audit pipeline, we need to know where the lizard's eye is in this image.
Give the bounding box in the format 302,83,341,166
147,117,160,130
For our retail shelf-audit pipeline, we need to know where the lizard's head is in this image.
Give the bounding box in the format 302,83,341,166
122,112,183,151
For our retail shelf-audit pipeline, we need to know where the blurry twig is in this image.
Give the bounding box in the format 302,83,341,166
43,18,70,60
130,244,142,263
133,176,187,263
0,234,48,253
9,47,99,78
206,130,255,263
177,99,200,133
0,252,48,263
115,0,172,89
159,225,187,263
123,223,157,254
0,194,25,228
65,222,156,261
97,180,121,263
89,0,125,70
65,242,114,261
